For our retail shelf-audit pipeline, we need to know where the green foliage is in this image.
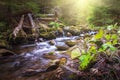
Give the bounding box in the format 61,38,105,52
0,0,40,16
0,22,7,32
48,52,54,55
87,6,115,26
25,1,39,14
117,30,120,34
79,52,94,70
77,26,119,70
94,29,104,40
101,43,117,51
49,22,64,29
106,23,118,31
87,0,120,26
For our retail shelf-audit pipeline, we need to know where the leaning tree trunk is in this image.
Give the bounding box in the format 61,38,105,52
12,15,27,38
28,13,39,40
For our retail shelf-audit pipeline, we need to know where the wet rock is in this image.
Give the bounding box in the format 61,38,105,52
38,38,44,42
63,26,81,36
40,32,56,40
56,45,69,51
71,48,81,59
22,59,61,77
66,32,72,37
43,53,57,60
57,28,65,37
84,33,91,38
65,40,77,47
56,42,69,51
0,49,15,57
22,69,40,77
27,35,36,42
49,40,56,45
9,37,28,45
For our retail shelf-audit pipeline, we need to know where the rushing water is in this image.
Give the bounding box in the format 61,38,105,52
0,31,96,80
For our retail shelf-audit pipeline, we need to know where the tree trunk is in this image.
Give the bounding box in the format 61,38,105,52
13,15,24,37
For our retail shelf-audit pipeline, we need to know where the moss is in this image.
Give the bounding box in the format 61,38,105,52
40,32,56,40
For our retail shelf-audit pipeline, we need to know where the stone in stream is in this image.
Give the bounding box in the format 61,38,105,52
42,53,57,60
56,42,69,51
49,40,56,45
0,49,15,57
63,26,81,36
22,59,61,77
40,32,56,40
65,40,77,47
66,32,72,37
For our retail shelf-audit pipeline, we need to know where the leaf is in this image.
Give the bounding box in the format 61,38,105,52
117,30,120,34
112,39,118,45
107,25,113,30
79,55,86,61
102,43,117,51
109,44,117,51
89,46,97,54
79,55,89,69
71,48,81,59
79,53,92,70
105,34,111,40
102,43,109,50
111,34,117,39
49,22,55,25
94,29,104,40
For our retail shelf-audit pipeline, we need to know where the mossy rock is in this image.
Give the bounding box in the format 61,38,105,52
40,32,56,40
65,40,77,47
9,37,28,45
49,40,55,45
64,26,81,36
56,45,69,51
0,40,11,49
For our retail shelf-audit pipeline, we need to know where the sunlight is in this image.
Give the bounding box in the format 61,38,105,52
77,0,89,9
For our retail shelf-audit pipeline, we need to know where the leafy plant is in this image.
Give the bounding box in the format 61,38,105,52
49,22,64,29
79,52,95,70
77,27,118,70
0,22,7,32
48,52,54,55
26,1,39,14
106,23,118,31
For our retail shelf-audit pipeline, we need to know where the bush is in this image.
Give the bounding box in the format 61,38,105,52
87,6,113,26
0,22,7,32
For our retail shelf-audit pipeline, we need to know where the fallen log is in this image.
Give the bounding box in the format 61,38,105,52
38,18,56,21
28,13,39,40
28,13,35,28
13,15,24,37
37,14,55,17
